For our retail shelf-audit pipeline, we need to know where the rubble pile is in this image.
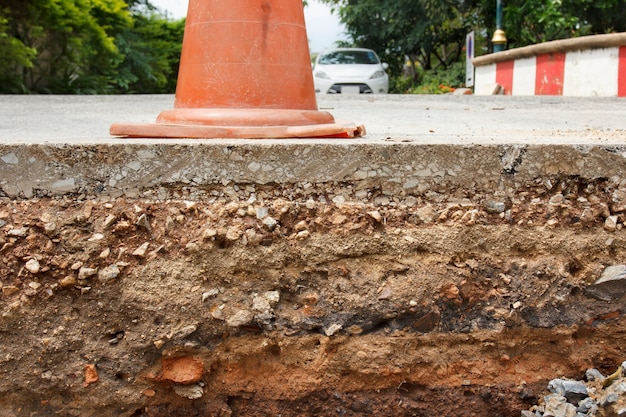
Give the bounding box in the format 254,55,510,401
523,362,626,417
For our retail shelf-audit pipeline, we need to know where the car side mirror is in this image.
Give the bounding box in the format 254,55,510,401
382,63,389,70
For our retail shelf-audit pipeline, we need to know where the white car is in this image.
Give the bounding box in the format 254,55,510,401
313,48,389,94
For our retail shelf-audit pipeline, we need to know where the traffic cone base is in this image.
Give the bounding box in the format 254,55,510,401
156,108,335,127
110,120,365,139
109,0,364,139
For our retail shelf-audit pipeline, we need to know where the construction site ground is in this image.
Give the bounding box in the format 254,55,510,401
0,94,625,416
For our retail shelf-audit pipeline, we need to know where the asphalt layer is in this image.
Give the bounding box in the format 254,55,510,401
1,94,625,144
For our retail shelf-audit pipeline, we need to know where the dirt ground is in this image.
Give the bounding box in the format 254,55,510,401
1,176,625,416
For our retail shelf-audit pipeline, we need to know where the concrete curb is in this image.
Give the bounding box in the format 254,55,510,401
1,142,625,199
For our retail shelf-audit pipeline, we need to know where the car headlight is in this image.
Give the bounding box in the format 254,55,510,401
314,70,330,79
370,70,386,79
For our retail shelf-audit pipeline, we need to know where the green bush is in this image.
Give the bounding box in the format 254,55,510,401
392,61,467,94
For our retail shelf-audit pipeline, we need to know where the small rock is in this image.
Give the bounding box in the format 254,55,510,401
545,218,559,228
252,296,271,313
158,356,204,384
185,242,201,253
484,200,506,214
78,267,98,280
579,208,595,224
543,393,577,417
605,215,619,231
548,379,588,404
136,213,151,230
403,179,419,189
612,189,626,204
225,227,242,241
2,286,19,296
374,196,390,206
173,384,204,400
549,194,566,205
7,227,28,237
324,323,342,337
133,242,150,257
586,368,606,382
577,397,598,414
203,228,217,240
102,214,117,229
378,287,392,300
256,207,269,219
332,195,346,204
44,222,57,235
264,291,280,307
25,259,40,274
415,205,439,224
330,213,347,225
211,305,226,321
183,201,197,212
88,233,105,242
294,220,308,232
586,265,626,300
98,265,120,283
60,276,77,288
440,282,460,300
202,289,219,302
170,324,198,340
412,308,441,333
296,230,310,240
368,211,382,222
263,217,278,230
226,310,254,328
84,364,99,387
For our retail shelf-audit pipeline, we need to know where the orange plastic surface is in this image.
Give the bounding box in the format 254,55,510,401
109,0,364,139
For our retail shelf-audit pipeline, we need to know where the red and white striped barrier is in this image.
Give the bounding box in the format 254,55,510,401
473,33,626,96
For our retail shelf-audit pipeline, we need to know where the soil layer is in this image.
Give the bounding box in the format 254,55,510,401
1,176,625,416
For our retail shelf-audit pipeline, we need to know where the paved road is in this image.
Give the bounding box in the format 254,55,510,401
1,94,625,144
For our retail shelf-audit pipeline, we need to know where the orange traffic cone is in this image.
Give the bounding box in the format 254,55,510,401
110,0,364,139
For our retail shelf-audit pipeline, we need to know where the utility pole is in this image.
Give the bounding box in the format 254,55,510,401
492,0,507,52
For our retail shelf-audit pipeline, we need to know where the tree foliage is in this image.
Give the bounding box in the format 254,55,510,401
113,12,184,93
0,0,184,93
503,0,626,48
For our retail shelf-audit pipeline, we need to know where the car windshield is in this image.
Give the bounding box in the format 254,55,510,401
318,50,379,65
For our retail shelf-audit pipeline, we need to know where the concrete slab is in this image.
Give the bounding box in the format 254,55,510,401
1,94,625,199
1,94,625,144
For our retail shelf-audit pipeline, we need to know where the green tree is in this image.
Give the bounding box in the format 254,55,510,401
502,0,626,48
0,0,184,94
0,0,132,93
113,12,184,93
0,12,36,92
